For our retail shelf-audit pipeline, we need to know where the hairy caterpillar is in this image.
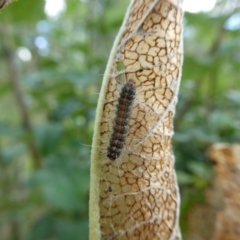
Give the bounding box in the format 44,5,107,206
107,80,136,160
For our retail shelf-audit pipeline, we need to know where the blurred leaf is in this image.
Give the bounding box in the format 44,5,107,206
1,0,45,23
28,214,88,240
24,70,97,88
36,169,82,211
177,171,194,185
188,162,212,181
1,143,25,163
0,121,21,137
34,123,63,155
226,90,240,104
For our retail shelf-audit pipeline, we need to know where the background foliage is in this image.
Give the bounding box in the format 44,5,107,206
0,0,239,239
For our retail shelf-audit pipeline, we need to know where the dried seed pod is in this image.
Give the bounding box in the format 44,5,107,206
90,0,184,239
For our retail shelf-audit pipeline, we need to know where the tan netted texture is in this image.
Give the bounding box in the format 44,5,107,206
90,0,184,239
208,144,240,240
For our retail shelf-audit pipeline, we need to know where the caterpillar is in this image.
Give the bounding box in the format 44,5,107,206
107,80,136,160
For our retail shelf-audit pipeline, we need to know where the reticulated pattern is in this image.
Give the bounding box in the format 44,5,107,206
91,0,184,239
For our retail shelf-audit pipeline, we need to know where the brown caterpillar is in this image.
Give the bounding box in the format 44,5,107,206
107,80,136,160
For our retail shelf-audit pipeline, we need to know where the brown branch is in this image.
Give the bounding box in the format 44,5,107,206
0,23,42,168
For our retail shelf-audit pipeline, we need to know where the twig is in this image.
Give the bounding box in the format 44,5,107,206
0,23,42,168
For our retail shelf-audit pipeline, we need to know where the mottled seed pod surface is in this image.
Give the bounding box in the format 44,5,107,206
90,0,184,240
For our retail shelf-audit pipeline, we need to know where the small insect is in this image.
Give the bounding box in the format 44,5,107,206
107,80,136,160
